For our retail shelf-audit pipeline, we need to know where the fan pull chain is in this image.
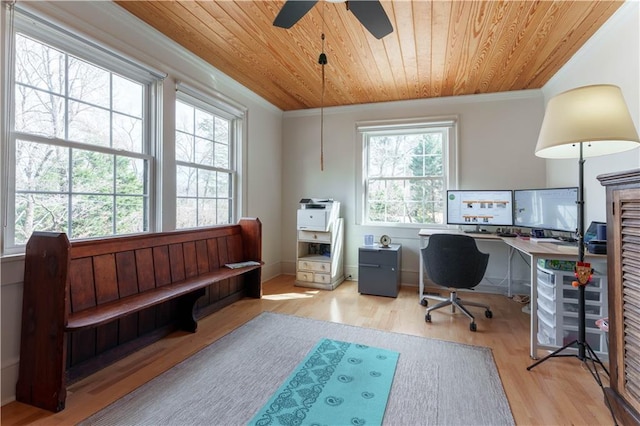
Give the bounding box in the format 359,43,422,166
319,33,327,171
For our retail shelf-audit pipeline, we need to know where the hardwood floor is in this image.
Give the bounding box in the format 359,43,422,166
2,275,613,425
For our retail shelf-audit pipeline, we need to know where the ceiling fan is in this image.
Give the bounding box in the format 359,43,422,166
273,0,394,39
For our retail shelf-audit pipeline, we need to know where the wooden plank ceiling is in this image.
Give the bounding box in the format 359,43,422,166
115,0,624,111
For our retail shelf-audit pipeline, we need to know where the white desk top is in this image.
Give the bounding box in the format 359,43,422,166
418,228,606,260
501,235,606,260
418,228,502,240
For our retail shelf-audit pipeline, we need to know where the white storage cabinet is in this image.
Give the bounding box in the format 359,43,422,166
295,219,344,290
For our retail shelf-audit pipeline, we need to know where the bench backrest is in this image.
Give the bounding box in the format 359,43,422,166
66,225,248,314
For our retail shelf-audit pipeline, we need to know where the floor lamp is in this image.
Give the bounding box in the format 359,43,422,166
527,85,640,381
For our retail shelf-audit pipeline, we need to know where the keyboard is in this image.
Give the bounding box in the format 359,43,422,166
549,240,578,247
497,232,517,238
555,237,577,243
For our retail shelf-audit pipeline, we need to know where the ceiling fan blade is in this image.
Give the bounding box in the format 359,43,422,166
273,0,319,29
347,0,393,39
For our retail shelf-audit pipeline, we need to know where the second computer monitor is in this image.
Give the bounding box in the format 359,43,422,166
513,187,578,233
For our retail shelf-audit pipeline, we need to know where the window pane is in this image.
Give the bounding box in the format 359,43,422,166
68,57,110,108
217,172,230,197
71,194,113,238
72,150,114,193
215,117,229,144
68,101,110,146
15,34,64,95
116,196,145,234
195,136,214,166
214,142,229,169
216,199,230,224
198,198,217,226
116,157,146,195
384,201,404,223
15,193,68,244
176,132,195,163
176,197,197,228
112,75,143,117
113,113,143,152
198,169,216,197
176,101,194,133
368,201,386,222
14,86,65,138
16,140,69,191
195,108,213,139
176,165,197,197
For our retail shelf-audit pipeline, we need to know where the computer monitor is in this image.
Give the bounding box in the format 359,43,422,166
513,187,578,233
446,190,514,226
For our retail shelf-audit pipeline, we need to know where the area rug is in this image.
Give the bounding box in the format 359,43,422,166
250,338,399,425
81,312,514,425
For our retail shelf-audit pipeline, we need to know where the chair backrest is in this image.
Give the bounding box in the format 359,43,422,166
421,233,490,289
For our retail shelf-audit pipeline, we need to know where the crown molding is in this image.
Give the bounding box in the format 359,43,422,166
283,89,543,118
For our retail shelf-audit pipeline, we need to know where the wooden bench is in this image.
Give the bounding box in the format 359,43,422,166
16,218,262,412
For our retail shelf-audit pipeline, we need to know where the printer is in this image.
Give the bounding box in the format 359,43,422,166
297,198,340,232
584,221,607,255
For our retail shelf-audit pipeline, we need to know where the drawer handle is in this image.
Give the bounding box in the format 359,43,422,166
361,263,380,268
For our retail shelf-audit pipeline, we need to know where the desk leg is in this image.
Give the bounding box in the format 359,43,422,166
418,236,425,302
530,254,539,359
507,247,514,298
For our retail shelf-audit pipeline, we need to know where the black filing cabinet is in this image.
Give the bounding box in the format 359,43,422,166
358,244,401,297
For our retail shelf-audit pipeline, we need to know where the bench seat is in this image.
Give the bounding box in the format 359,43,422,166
66,263,261,331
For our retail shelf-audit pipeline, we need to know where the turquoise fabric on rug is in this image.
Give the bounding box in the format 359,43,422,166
250,338,399,426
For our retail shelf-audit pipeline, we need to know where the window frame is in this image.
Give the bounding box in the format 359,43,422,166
2,7,163,254
356,117,459,227
175,84,245,229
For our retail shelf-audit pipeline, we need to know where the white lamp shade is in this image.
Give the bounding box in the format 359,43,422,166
535,84,640,159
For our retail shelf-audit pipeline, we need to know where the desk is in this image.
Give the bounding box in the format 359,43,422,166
418,229,606,359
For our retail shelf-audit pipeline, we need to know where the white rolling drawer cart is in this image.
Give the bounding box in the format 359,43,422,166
536,263,608,358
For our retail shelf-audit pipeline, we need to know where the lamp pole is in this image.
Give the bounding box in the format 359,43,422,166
577,142,586,360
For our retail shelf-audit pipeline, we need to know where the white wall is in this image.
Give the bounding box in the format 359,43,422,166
541,0,640,224
282,91,546,286
0,1,283,405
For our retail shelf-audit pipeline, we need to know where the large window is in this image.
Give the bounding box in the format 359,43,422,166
3,10,160,252
175,90,239,228
358,119,458,225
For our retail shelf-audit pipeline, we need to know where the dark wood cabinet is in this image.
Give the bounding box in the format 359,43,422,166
598,168,640,425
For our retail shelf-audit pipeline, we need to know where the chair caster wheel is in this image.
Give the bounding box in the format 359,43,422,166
420,298,428,307
425,313,432,322
485,310,493,319
470,322,477,332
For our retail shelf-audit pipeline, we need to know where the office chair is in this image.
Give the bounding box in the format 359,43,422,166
420,233,493,332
